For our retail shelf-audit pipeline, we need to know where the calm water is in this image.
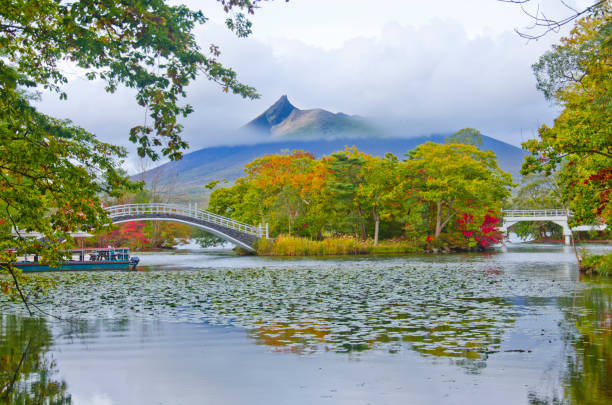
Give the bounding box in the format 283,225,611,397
1,243,611,404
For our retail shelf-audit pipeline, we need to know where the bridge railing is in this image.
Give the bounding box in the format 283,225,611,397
106,203,266,238
501,209,572,218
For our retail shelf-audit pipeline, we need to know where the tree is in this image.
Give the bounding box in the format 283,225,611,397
357,153,401,245
327,148,368,240
244,150,317,235
207,150,322,237
207,145,511,250
522,7,612,227
501,0,607,40
1,0,259,160
0,0,264,306
445,128,483,146
405,142,513,240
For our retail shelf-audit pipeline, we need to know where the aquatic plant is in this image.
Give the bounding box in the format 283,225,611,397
0,260,576,362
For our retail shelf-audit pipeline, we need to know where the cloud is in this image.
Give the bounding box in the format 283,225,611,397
35,17,560,173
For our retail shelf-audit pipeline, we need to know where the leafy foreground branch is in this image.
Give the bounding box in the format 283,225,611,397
0,0,265,303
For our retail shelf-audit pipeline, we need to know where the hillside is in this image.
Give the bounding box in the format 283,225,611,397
139,134,525,195
137,96,525,195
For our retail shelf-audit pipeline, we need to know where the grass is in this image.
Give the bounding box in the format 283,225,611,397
580,252,612,276
255,235,422,256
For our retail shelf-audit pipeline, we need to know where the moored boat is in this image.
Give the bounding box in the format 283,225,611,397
13,247,140,272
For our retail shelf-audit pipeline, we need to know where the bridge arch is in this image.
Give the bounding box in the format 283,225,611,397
106,204,267,253
501,209,574,245
503,219,568,241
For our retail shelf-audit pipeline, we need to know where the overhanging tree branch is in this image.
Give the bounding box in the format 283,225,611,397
500,0,607,39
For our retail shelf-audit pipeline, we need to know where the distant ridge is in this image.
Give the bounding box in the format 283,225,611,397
136,96,526,194
242,95,376,138
138,135,525,194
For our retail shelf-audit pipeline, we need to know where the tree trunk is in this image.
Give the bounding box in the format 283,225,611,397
373,208,380,246
288,212,292,236
434,201,443,239
357,205,366,241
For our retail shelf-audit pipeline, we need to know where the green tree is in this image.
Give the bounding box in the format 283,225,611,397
445,127,483,146
357,153,401,245
327,148,368,240
207,145,511,250
405,142,513,240
1,0,259,160
0,0,263,305
523,7,612,226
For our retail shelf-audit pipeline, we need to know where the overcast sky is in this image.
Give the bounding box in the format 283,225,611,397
35,0,592,173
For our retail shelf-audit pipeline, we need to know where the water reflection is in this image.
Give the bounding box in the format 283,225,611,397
0,244,610,404
2,264,533,367
560,279,612,404
0,315,70,404
248,295,514,372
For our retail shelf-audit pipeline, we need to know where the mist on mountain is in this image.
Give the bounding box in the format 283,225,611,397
137,95,525,194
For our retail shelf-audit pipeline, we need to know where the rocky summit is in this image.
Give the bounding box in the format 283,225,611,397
137,96,525,193
242,95,375,138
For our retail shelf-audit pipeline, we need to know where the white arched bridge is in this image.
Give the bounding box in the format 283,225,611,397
501,209,607,245
10,206,605,250
107,203,268,252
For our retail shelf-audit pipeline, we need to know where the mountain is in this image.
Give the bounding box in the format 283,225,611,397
139,135,525,195
242,95,376,138
137,96,526,195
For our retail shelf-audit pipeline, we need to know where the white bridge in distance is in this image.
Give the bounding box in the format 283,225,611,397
500,209,607,245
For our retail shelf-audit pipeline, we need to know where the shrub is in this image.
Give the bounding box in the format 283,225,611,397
256,235,422,256
580,252,612,276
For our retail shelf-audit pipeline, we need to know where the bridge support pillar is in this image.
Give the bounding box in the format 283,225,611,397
561,222,572,246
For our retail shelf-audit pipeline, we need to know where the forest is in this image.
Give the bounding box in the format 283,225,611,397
202,136,513,254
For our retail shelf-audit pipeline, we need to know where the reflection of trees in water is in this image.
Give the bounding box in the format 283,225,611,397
0,315,71,404
54,317,131,343
248,296,515,374
561,284,612,405
529,283,612,404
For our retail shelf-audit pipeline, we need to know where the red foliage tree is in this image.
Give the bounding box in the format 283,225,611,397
457,212,503,248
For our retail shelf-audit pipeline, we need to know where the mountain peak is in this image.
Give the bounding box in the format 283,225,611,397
266,95,296,122
243,95,297,133
243,95,377,138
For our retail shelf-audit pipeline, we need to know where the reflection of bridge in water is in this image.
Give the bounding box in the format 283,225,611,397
107,203,268,252
501,209,607,245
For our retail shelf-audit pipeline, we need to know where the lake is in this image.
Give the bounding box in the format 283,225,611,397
1,243,611,404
